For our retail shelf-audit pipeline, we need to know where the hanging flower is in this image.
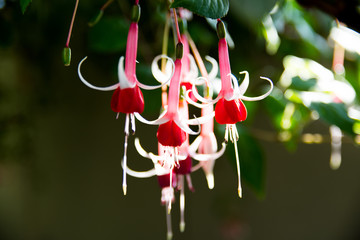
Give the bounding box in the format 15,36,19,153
186,19,273,197
77,2,174,195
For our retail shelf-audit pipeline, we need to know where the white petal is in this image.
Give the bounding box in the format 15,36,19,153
123,165,157,178
78,56,119,91
184,54,199,82
191,142,226,161
151,55,175,84
188,135,203,154
238,71,249,95
186,111,214,125
118,56,136,89
137,56,175,90
185,90,212,109
237,76,274,101
174,118,200,135
192,77,222,104
134,111,170,125
205,56,218,81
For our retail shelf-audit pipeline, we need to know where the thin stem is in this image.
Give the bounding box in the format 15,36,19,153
100,0,114,11
161,13,171,72
65,0,79,47
188,34,208,78
172,8,181,44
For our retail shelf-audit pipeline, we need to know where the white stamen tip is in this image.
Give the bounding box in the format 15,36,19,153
180,222,185,232
238,187,242,198
206,174,215,189
123,184,127,196
167,232,173,240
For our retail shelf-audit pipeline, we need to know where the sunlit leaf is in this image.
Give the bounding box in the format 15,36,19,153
20,0,32,14
310,102,355,136
289,77,317,91
171,0,229,19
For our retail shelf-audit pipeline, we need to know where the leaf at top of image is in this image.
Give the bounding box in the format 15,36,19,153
20,0,32,14
171,0,229,19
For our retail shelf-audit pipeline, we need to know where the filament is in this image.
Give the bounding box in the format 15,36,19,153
122,114,130,195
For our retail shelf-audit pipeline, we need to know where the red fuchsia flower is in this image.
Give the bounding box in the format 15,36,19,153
135,43,213,167
188,97,226,189
124,140,176,240
77,1,174,195
188,19,273,198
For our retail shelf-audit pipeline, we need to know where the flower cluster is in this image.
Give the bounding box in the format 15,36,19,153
77,2,273,239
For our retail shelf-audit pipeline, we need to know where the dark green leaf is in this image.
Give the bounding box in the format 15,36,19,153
290,77,317,91
225,125,266,198
171,0,229,19
310,102,355,136
20,0,32,14
88,17,128,53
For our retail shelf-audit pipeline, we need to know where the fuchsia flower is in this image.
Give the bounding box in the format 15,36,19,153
187,19,273,197
188,97,226,189
135,43,213,152
77,2,173,195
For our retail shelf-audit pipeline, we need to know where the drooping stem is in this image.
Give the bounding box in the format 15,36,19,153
161,13,171,72
188,35,208,79
172,8,182,44
65,0,79,47
100,0,114,11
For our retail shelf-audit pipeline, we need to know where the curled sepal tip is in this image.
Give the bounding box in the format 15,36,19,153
63,47,71,66
78,56,119,91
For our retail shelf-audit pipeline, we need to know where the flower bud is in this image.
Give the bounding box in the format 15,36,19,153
63,47,71,66
176,42,183,59
131,4,141,23
216,20,226,39
88,9,104,27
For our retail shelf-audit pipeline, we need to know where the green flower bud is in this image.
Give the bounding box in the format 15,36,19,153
63,47,71,66
216,20,226,39
176,42,183,59
131,4,141,23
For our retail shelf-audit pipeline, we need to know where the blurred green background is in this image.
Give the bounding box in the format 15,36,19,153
1,0,360,239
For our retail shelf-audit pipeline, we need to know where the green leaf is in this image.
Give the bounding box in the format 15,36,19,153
20,0,32,14
225,125,266,198
290,77,317,91
88,17,128,53
171,0,229,19
310,102,355,136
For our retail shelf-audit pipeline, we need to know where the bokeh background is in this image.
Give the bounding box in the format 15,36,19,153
1,0,360,239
